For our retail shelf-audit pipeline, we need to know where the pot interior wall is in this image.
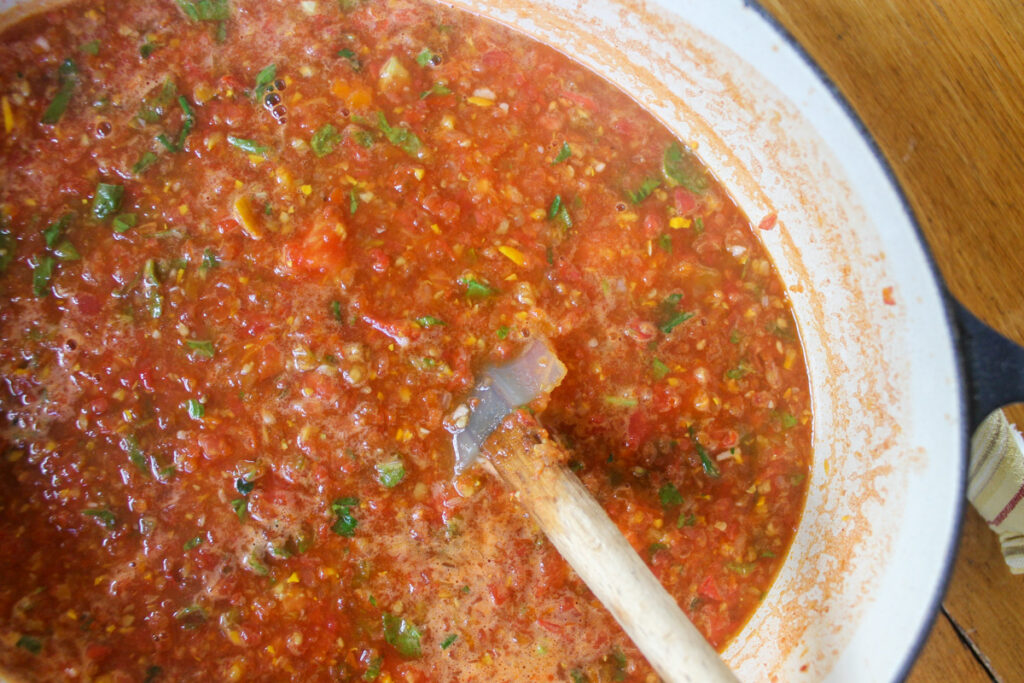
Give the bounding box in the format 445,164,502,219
0,0,965,680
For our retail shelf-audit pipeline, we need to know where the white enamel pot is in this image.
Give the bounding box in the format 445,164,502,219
5,0,1021,681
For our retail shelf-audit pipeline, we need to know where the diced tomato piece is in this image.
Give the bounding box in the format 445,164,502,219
284,207,348,274
699,575,723,602
643,212,664,238
672,187,697,214
625,410,652,451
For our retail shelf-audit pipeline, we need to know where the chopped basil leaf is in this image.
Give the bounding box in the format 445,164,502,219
16,636,42,654
496,325,510,339
415,48,439,66
547,195,563,219
353,129,375,148
32,256,55,297
727,561,758,576
419,82,451,99
337,48,361,70
121,435,149,475
230,498,247,520
376,112,423,157
440,634,457,649
382,613,423,658
112,213,137,234
660,311,694,334
331,497,359,536
363,656,382,681
376,458,405,488
200,248,219,272
414,315,445,328
0,229,14,274
138,79,177,124
725,363,749,380
658,482,684,507
43,213,72,247
227,135,270,156
133,151,159,175
186,339,215,358
157,96,195,152
186,398,205,419
677,512,696,528
235,478,255,495
603,395,637,408
140,40,160,59
253,63,276,100
690,427,720,478
80,39,100,55
651,357,670,379
310,123,342,157
569,670,589,683
553,141,571,164
547,195,572,230
459,276,496,299
627,177,660,204
349,186,359,214
41,59,77,125
53,241,80,261
92,183,124,220
330,300,343,321
183,535,204,550
663,141,708,194
657,233,672,253
176,0,230,22
781,412,799,429
246,552,269,576
84,508,117,529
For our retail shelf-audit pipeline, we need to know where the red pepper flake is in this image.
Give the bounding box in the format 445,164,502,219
882,286,896,305
757,213,777,231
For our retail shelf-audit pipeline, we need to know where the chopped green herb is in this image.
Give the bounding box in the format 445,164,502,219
690,427,719,478
253,63,276,100
84,508,116,529
651,357,670,380
353,129,375,148
552,141,572,164
376,458,406,488
729,329,741,344
415,315,446,328
235,478,255,495
662,141,708,194
781,412,799,429
648,542,669,556
186,399,205,420
15,636,42,655
694,216,705,234
496,325,510,340
611,647,628,681
80,39,100,55
143,667,163,683
330,300,343,321
133,151,159,175
112,213,137,234
32,256,55,297
92,183,124,220
377,112,423,157
547,194,563,219
227,135,270,156
569,670,589,683
200,248,219,272
41,59,77,125
419,82,452,99
183,535,204,550
363,656,382,681
459,276,496,299
142,259,163,318
726,561,758,576
627,177,661,204
186,339,215,358
440,633,457,649
349,186,359,215
547,195,573,230
677,512,696,528
0,229,15,275
658,482,684,507
603,395,637,408
658,294,695,334
337,48,361,70
42,213,72,247
725,363,749,380
331,497,359,537
246,552,270,576
138,79,177,124
154,96,195,152
230,498,247,520
416,48,439,66
310,123,342,157
382,613,423,658
657,232,672,253
176,0,230,22
140,40,160,59
53,241,80,261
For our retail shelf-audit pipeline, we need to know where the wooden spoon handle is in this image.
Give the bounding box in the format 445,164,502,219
485,413,738,683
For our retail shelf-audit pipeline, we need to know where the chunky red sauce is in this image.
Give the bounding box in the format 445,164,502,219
0,1,811,681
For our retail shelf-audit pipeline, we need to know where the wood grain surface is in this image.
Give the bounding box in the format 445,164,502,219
758,1,1024,680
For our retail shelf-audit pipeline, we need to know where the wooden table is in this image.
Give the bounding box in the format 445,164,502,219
759,1,1024,680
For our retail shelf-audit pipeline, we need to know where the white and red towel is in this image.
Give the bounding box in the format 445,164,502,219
969,410,1024,574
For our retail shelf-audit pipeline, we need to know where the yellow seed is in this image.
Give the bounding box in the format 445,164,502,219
234,179,243,189
300,184,312,195
669,216,691,229
178,204,189,216
498,245,526,266
430,223,441,234
247,153,265,165
467,96,494,107
233,195,262,239
2,96,12,134
413,167,425,180
529,208,546,221
287,572,300,584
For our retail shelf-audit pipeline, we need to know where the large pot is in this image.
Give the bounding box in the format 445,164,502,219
2,0,1007,680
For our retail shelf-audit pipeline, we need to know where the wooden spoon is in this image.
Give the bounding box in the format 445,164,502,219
452,340,738,683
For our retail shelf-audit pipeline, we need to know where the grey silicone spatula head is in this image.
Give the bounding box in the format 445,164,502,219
451,339,566,475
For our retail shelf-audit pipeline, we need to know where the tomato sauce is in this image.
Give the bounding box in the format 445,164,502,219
0,1,811,680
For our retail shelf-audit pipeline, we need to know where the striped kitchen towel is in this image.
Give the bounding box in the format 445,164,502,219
969,409,1024,574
